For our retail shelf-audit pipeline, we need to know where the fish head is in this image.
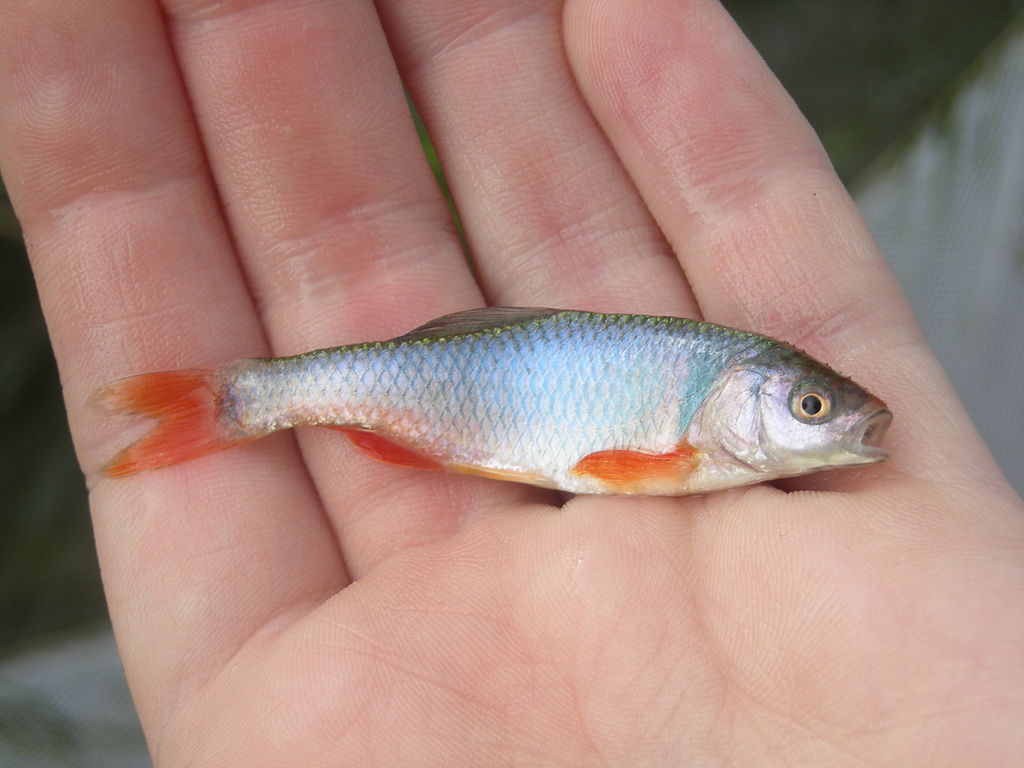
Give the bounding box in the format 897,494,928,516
692,346,892,480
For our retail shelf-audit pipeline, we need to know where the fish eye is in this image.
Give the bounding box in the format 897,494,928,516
799,392,827,417
789,382,834,423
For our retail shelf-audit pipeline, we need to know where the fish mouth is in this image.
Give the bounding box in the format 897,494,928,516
843,408,893,463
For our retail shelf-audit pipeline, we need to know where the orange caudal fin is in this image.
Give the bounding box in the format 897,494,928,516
92,369,248,477
571,442,698,494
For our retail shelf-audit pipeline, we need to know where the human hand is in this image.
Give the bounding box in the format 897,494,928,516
2,0,1022,765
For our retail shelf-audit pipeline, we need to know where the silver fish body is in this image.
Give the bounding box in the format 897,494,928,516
187,308,892,495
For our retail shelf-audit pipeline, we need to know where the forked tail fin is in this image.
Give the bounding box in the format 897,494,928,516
92,369,249,477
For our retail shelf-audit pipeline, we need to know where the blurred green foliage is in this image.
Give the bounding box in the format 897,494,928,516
1,190,99,654
2,1,1021,656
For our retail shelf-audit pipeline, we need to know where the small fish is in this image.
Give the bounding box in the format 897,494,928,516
93,308,891,495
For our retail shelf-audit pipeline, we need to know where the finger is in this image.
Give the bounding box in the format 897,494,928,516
377,0,697,316
564,0,1005,488
160,0,554,579
0,0,345,738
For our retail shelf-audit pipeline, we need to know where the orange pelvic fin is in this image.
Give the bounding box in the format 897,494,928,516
93,369,248,477
571,441,698,494
331,427,444,471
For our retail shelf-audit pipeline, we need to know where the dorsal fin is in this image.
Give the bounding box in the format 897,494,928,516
391,307,565,342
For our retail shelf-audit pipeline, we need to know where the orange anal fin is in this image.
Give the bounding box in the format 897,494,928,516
571,442,698,494
330,427,444,472
330,428,553,488
93,369,247,477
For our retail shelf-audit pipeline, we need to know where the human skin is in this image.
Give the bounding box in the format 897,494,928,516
1,0,1022,765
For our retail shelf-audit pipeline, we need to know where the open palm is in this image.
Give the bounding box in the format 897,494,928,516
3,0,1022,765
